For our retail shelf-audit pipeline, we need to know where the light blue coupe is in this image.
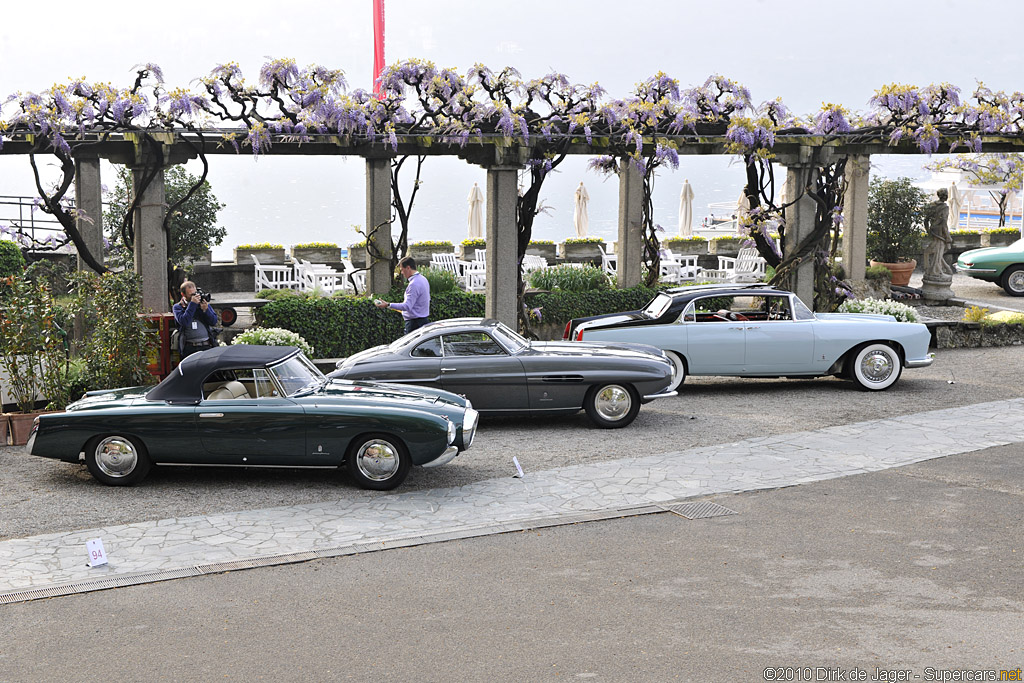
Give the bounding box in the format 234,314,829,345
564,285,934,392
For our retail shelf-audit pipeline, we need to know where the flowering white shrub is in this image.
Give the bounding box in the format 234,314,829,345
231,327,314,356
838,298,919,323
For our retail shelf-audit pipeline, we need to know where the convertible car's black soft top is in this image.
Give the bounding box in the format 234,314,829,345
145,345,301,404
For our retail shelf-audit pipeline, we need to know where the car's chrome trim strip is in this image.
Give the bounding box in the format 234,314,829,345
421,446,459,468
153,463,338,469
956,265,997,273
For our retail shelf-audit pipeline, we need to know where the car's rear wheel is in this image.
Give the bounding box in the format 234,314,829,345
1001,265,1024,296
665,351,687,393
85,434,152,486
850,343,902,391
346,434,411,490
584,383,640,428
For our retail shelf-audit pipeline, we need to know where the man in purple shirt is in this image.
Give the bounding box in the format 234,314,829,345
376,256,431,335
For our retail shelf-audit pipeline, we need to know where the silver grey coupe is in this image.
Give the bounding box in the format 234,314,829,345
564,285,934,392
329,318,676,428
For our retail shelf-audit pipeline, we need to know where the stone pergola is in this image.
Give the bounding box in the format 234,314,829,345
5,131,1024,324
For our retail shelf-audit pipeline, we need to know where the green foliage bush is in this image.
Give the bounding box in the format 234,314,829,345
0,240,25,276
524,286,660,327
419,265,460,294
528,264,610,292
864,265,892,281
867,177,926,263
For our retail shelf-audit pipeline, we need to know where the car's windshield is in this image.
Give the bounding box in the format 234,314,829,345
269,354,326,396
643,293,673,318
490,322,529,354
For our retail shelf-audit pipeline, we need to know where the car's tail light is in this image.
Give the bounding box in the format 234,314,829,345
575,329,584,341
962,261,973,266
562,322,571,340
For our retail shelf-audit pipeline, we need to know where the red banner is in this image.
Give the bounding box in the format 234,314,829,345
373,0,385,97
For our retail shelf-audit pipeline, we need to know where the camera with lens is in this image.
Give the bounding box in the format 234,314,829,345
196,288,212,302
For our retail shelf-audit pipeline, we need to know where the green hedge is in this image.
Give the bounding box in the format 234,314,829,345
0,240,25,277
255,286,663,358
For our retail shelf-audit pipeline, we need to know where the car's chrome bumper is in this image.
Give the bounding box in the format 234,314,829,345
643,387,679,401
421,445,459,468
906,353,935,369
956,264,997,274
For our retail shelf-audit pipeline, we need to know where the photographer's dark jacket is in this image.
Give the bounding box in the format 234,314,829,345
172,299,219,355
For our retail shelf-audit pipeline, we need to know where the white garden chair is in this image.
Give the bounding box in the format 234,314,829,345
294,258,347,294
702,247,767,283
251,255,296,292
597,243,617,277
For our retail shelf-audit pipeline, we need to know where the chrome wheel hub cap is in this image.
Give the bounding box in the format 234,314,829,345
595,385,631,421
355,440,400,481
1009,271,1024,292
95,437,138,478
861,351,894,383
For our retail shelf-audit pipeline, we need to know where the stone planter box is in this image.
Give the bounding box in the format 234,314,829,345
291,247,341,263
461,245,486,261
526,243,557,260
234,247,286,265
984,232,1019,247
409,245,455,263
708,238,743,257
559,242,604,264
348,245,368,268
951,234,982,250
664,238,708,255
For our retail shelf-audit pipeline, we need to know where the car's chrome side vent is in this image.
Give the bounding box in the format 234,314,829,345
540,375,585,383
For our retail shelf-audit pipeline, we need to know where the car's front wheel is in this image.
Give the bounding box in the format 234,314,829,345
1001,265,1024,296
665,351,687,393
346,434,411,491
849,343,902,391
85,434,152,486
584,383,640,428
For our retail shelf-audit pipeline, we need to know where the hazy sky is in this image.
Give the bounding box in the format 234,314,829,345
2,0,1022,256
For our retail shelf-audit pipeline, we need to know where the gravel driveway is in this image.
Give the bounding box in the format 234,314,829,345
3,343,1022,541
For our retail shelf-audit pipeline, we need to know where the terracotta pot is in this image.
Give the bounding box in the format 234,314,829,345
870,259,917,287
0,414,9,446
8,412,37,446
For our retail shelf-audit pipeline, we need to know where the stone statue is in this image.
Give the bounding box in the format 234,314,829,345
923,188,953,278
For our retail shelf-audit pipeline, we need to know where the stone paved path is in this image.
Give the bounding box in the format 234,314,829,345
2,399,1021,603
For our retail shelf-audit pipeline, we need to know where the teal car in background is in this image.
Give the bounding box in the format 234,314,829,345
957,239,1024,296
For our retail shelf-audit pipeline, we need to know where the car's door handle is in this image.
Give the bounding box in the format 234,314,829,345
199,413,224,418
730,326,744,331
746,325,760,330
441,367,457,373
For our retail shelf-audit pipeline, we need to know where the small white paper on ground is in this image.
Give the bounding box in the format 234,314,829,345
512,456,525,478
86,538,108,567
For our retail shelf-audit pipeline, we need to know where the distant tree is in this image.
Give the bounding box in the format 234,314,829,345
104,165,226,266
926,153,1024,226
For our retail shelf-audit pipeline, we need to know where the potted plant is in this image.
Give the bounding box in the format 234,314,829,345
526,240,557,260
0,269,74,445
867,177,925,286
234,242,286,265
461,238,486,261
348,241,368,268
950,229,982,250
984,227,1020,247
664,236,708,254
559,237,605,264
291,242,340,263
708,235,743,257
408,240,455,263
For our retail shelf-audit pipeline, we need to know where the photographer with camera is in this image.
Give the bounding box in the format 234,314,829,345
173,280,220,358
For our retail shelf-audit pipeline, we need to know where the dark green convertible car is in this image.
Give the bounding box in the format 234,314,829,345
26,345,479,490
956,238,1024,296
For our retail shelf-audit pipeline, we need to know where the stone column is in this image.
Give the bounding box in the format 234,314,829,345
842,155,870,284
484,165,519,326
616,161,643,289
131,166,168,313
778,148,822,309
73,155,104,272
365,156,394,295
